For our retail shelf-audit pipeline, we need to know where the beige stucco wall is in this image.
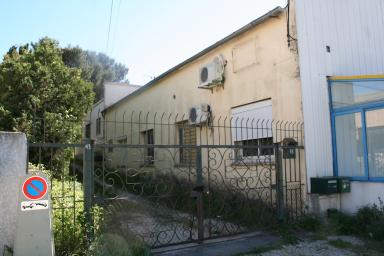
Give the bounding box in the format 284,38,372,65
104,10,302,137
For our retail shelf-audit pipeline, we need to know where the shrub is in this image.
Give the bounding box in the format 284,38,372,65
327,199,384,240
327,209,358,235
297,214,321,232
355,199,384,240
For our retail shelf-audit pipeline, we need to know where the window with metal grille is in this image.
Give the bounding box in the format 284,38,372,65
178,122,196,166
235,137,273,159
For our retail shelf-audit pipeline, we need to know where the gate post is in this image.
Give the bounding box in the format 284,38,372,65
83,139,94,241
195,146,204,242
274,143,285,222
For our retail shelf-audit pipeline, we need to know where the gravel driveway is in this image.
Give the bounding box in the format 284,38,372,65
259,240,356,256
246,236,382,256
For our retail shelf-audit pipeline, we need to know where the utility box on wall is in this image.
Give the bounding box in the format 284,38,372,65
311,177,351,195
311,177,338,195
337,177,351,193
282,138,298,159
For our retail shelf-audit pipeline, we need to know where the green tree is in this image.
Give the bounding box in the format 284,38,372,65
62,47,128,101
0,37,94,170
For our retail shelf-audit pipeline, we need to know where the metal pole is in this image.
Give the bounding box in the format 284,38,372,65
275,143,285,222
195,147,204,241
83,139,94,242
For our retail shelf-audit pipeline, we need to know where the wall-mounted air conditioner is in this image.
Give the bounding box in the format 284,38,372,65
198,56,226,88
188,104,211,125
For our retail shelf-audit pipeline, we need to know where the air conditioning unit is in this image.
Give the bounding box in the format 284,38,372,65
188,104,211,125
198,56,226,88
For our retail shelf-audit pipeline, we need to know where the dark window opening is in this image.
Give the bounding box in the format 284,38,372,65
108,139,113,153
117,137,127,144
85,124,91,139
142,129,154,164
96,118,101,135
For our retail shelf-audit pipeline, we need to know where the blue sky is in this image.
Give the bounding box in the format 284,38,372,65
0,0,286,85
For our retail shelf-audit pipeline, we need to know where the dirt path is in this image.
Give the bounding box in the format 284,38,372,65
246,236,382,256
101,191,244,248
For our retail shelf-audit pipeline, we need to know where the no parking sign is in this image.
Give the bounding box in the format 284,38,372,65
20,175,49,211
13,174,54,256
22,176,48,200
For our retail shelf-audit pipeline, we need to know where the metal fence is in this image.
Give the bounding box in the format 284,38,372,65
98,111,304,146
27,112,306,253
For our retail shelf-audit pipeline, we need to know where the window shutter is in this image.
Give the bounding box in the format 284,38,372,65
231,100,272,141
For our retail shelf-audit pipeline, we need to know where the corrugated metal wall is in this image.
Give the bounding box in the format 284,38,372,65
295,0,384,184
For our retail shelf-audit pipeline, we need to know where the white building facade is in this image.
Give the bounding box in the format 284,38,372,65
295,0,384,212
85,82,140,143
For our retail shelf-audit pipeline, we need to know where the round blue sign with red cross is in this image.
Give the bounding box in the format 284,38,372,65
22,176,48,200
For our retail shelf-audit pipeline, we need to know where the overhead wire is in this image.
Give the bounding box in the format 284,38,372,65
106,0,114,54
111,0,122,58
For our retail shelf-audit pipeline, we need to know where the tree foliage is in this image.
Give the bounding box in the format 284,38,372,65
0,37,94,143
62,47,128,101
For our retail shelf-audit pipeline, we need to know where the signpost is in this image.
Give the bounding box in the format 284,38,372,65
13,174,54,256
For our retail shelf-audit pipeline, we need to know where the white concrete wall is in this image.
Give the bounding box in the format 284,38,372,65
295,0,384,211
0,132,27,254
104,83,140,108
341,182,384,213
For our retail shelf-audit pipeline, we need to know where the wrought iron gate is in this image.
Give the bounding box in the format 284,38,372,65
84,142,304,248
27,114,305,254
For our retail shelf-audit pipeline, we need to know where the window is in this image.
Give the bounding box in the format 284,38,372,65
96,117,101,135
330,78,384,181
334,113,364,176
85,123,91,139
235,137,274,160
117,137,127,144
330,80,384,109
231,100,273,162
142,129,154,164
108,139,113,153
366,109,384,177
178,122,196,165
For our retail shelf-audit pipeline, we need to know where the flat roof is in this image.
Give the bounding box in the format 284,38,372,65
104,82,142,88
103,6,284,113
